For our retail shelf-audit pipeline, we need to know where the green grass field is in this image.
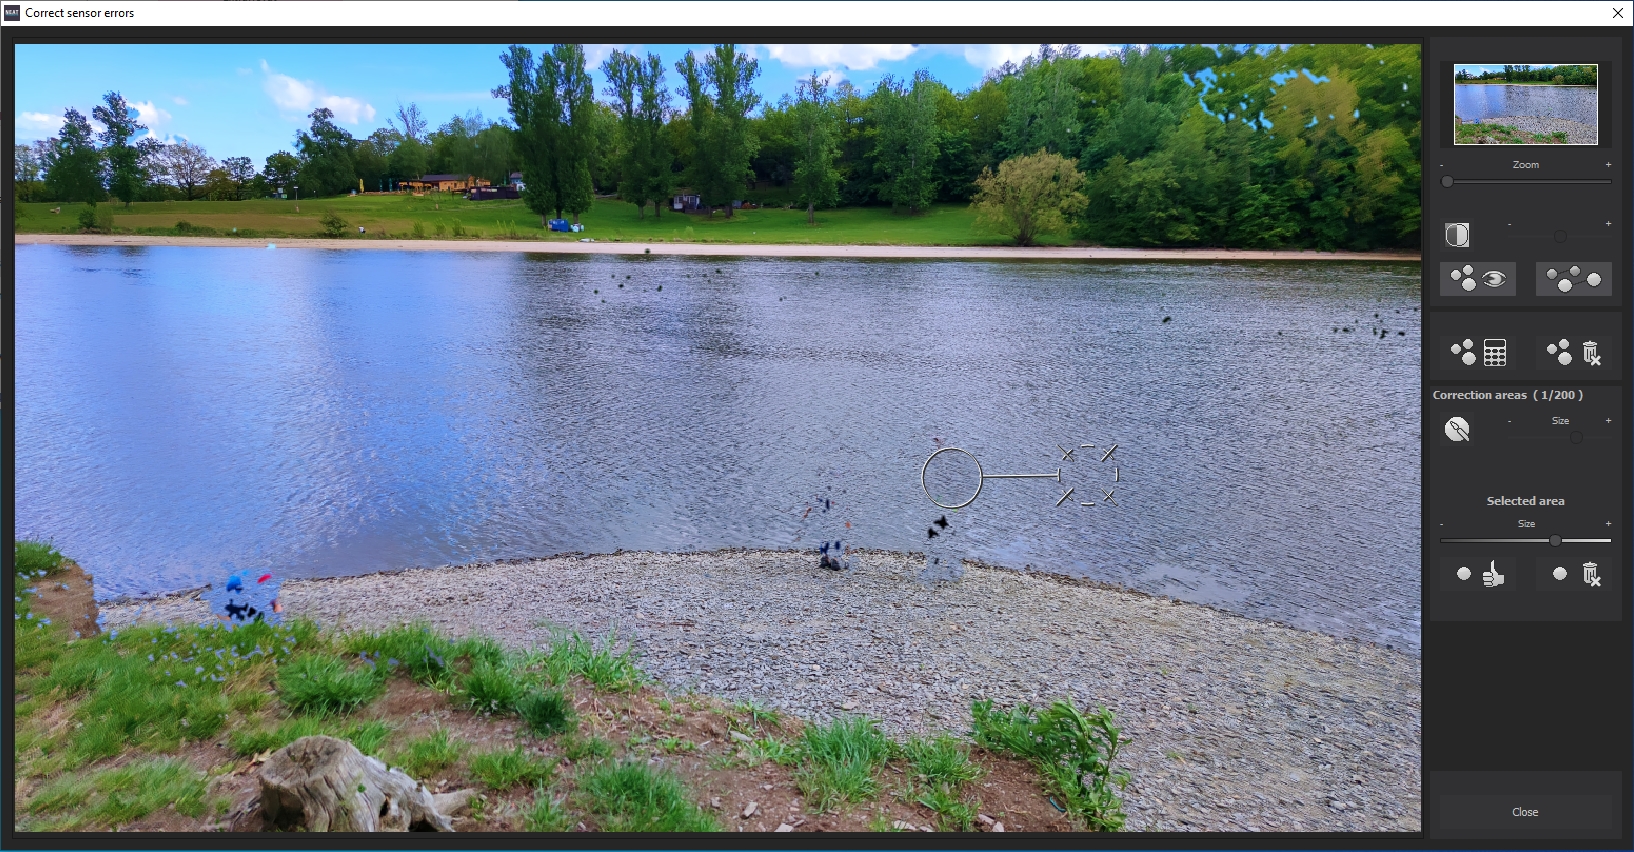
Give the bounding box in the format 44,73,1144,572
14,194,1064,247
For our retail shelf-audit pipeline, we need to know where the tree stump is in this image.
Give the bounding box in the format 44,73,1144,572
257,735,455,832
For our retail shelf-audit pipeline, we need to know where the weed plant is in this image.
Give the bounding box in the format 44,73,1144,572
971,698,1129,830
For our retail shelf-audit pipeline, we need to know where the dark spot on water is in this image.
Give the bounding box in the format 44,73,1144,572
1162,316,1172,323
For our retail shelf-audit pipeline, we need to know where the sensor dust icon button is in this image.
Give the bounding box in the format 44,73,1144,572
1440,262,1515,297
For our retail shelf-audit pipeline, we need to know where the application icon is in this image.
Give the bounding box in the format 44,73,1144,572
1445,222,1469,248
1483,561,1505,588
1583,562,1602,587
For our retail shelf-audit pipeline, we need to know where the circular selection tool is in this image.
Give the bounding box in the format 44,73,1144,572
921,443,1121,510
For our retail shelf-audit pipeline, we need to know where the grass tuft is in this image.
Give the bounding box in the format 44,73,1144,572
543,632,644,691
389,727,467,778
276,655,386,716
461,660,525,713
525,786,575,831
469,745,554,789
795,715,890,811
517,689,576,737
576,760,719,832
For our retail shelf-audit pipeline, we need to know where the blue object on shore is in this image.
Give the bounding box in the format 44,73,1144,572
267,243,276,249
548,218,572,232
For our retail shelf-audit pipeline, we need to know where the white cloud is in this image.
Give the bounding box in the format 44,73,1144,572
259,59,377,125
171,95,189,105
131,100,172,130
17,111,62,133
760,44,918,70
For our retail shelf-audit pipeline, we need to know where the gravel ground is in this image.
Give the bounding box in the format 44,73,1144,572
1471,115,1598,144
103,549,1421,833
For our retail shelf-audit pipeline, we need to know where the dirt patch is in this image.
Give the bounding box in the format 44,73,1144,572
25,561,100,638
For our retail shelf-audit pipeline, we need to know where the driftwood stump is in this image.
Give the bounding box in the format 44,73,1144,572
257,735,455,832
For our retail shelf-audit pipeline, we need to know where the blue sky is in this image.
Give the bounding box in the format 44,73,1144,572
15,43,1116,165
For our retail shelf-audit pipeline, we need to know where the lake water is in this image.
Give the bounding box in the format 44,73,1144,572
1453,84,1598,125
15,246,1422,651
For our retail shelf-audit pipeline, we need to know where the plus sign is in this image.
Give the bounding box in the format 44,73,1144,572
1608,161,1613,168
1608,521,1614,527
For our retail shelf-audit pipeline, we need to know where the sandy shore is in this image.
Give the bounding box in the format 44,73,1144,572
17,233,1418,262
103,549,1421,832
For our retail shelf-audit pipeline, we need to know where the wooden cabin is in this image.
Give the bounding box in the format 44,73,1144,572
403,174,490,193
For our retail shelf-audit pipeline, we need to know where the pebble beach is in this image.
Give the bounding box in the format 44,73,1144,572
103,549,1422,832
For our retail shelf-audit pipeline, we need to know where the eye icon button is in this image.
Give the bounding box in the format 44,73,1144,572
1482,270,1508,287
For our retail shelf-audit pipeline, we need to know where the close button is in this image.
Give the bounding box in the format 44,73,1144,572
1440,794,1616,831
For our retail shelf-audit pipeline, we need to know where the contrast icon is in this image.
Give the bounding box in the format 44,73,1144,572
1444,222,1469,248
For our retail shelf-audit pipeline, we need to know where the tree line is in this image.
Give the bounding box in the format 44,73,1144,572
15,43,1420,250
1455,64,1597,85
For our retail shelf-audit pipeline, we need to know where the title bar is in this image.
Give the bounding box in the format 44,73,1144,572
1,1,1629,29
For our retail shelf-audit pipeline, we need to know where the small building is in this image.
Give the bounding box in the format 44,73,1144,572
509,172,526,189
672,193,704,213
467,185,520,201
403,174,490,194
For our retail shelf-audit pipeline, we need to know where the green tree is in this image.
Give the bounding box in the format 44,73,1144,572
998,47,1084,160
154,141,215,201
602,49,650,214
13,141,49,202
43,108,104,204
871,71,940,214
92,91,147,206
790,71,840,224
498,44,593,224
387,137,428,186
222,156,256,200
295,107,356,197
263,151,301,195
554,44,596,224
635,53,674,217
971,149,1087,245
676,44,760,217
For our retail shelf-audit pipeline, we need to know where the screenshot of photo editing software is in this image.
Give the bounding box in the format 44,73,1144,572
3,2,1631,848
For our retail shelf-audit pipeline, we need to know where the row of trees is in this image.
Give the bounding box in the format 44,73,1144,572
15,43,1421,250
13,95,528,205
1455,64,1597,85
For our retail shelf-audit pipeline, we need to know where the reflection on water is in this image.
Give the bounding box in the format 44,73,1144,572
15,246,1422,650
1453,84,1598,125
